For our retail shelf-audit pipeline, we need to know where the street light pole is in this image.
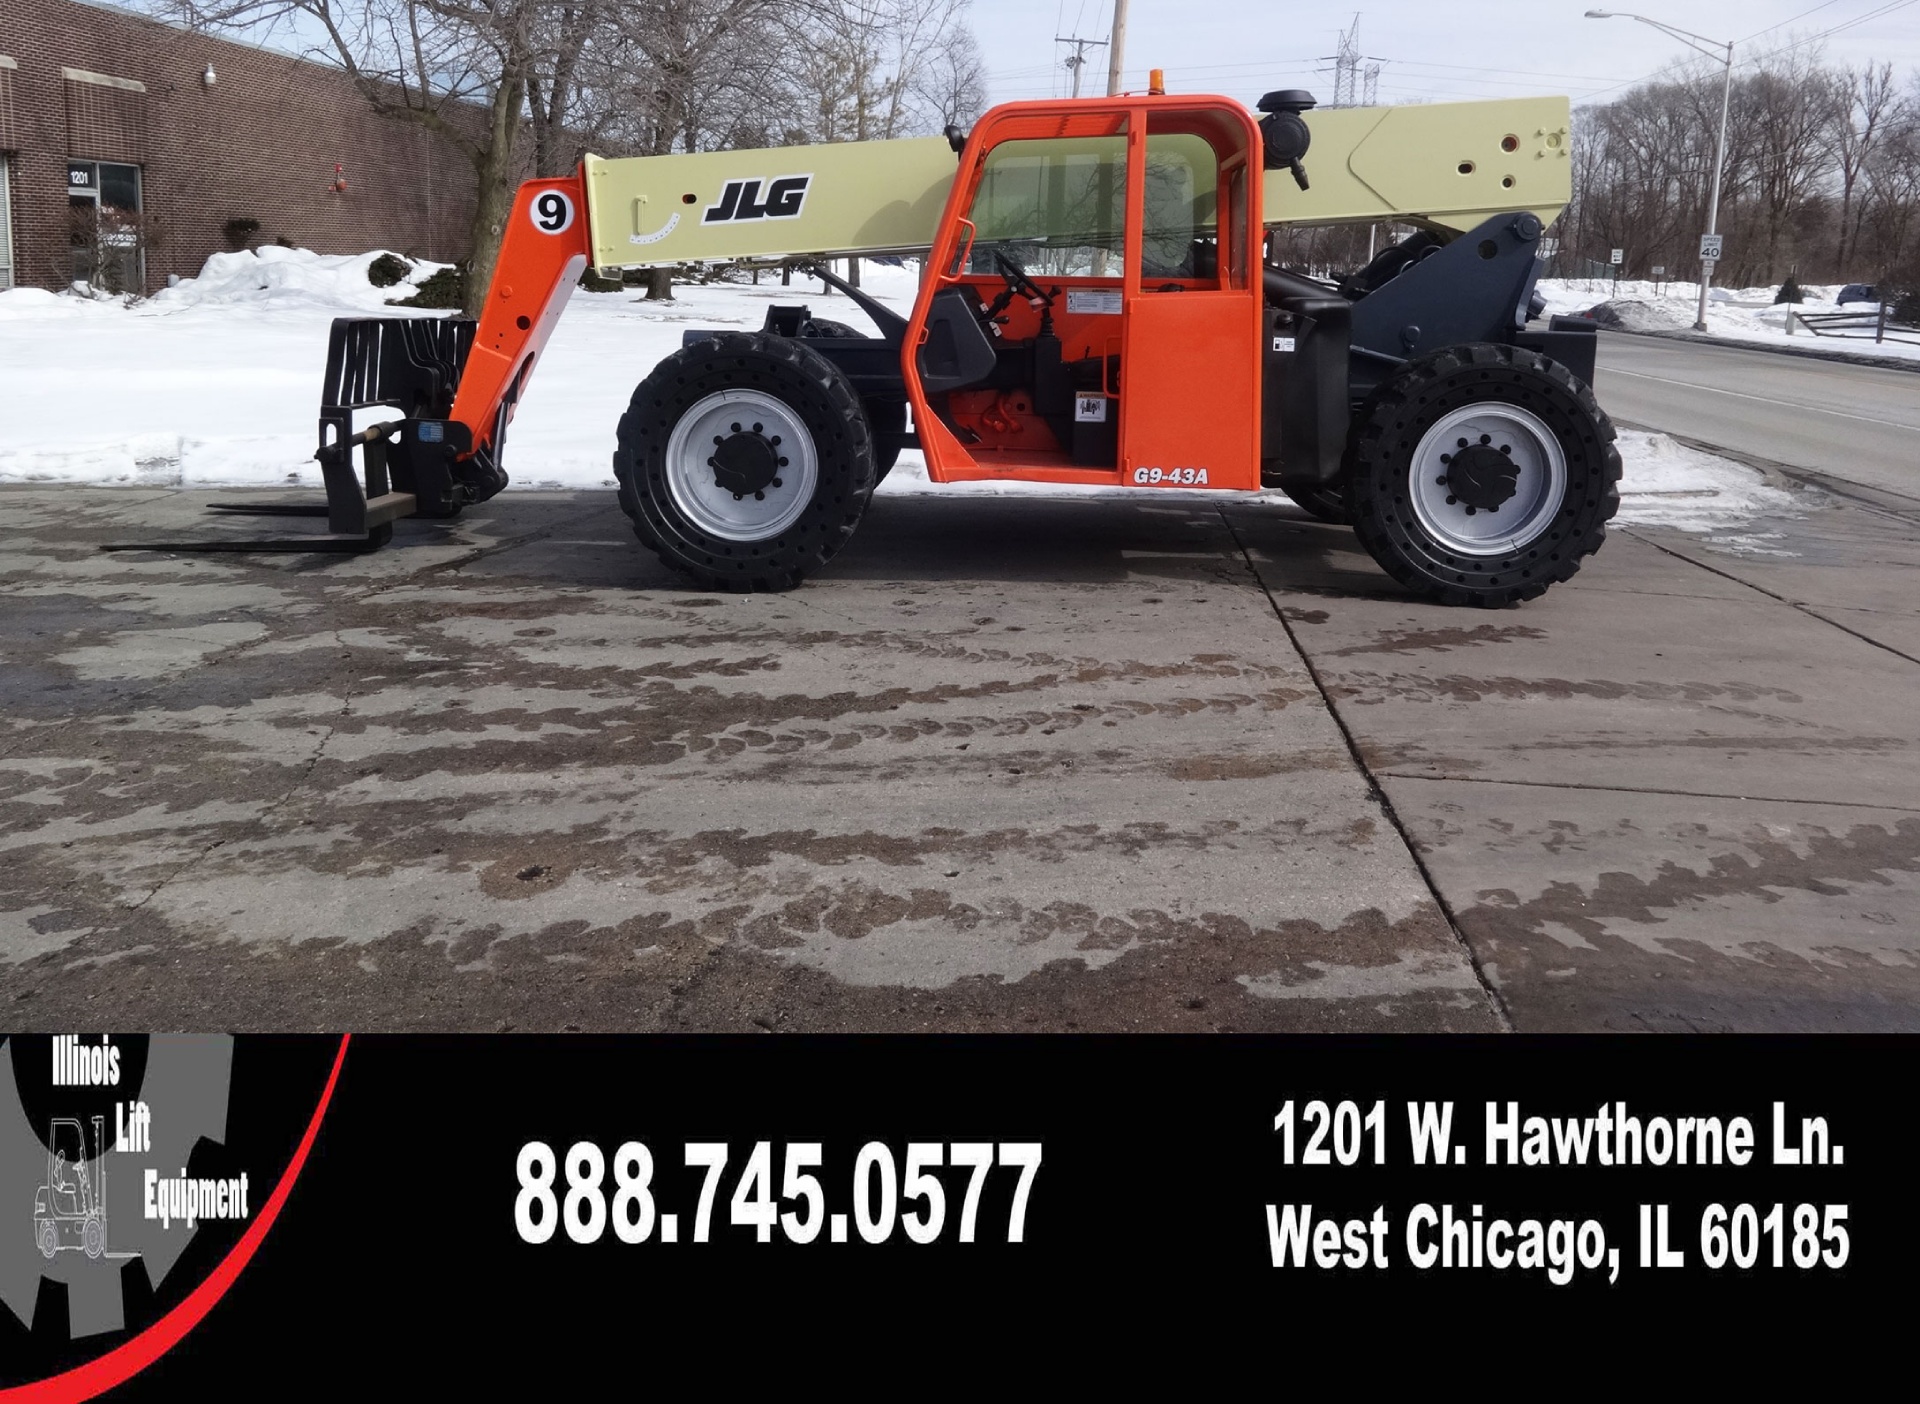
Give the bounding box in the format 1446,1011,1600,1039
1698,38,1734,332
1586,10,1734,331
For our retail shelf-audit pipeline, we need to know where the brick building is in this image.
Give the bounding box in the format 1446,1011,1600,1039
0,0,476,293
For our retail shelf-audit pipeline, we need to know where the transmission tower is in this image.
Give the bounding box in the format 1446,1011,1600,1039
1321,15,1387,108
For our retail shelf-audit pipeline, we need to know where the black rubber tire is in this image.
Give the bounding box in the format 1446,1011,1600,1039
1279,482,1349,525
864,398,907,482
614,332,876,591
1346,342,1621,608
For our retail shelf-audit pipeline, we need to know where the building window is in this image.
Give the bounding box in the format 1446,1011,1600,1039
0,155,14,290
67,159,143,292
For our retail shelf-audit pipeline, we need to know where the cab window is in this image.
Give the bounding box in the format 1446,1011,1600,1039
964,135,1127,278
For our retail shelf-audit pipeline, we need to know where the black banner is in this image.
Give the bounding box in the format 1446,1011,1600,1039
1,1035,1911,1393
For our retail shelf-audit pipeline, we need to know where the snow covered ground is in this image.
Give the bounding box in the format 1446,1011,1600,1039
0,248,1809,541
1537,277,1920,364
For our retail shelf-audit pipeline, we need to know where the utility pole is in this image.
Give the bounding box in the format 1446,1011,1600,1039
1105,0,1129,96
1057,34,1109,99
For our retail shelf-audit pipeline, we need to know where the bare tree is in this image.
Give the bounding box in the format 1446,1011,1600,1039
912,23,988,132
1564,47,1920,288
793,0,979,144
527,1,610,178
1832,63,1902,271
1744,47,1842,280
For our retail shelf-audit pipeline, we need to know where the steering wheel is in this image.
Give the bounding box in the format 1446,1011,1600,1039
992,248,1056,309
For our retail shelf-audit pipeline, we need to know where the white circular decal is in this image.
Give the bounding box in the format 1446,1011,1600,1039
530,189,575,235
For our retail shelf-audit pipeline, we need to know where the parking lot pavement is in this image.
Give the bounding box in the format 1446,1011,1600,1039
1228,482,1920,1031
4,478,1915,1032
0,486,1492,1033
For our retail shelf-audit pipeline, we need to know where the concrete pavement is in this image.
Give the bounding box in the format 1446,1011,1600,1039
3,472,1916,1032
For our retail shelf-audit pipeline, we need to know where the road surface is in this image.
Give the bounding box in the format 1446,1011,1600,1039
1595,332,1920,498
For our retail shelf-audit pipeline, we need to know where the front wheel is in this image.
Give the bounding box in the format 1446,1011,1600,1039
615,333,876,591
1347,343,1620,607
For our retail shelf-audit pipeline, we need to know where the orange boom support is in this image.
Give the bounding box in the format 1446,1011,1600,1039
448,172,593,474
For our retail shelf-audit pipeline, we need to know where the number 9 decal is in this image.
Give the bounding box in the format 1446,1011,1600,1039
531,190,575,235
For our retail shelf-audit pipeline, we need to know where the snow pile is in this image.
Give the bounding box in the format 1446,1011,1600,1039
147,246,443,314
1536,277,1919,362
0,249,1816,540
1612,429,1800,536
0,286,127,321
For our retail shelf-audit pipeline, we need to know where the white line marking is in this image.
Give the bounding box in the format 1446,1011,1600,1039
1604,367,1920,433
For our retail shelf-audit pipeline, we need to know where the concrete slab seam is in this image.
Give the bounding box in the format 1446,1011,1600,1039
1218,508,1516,1032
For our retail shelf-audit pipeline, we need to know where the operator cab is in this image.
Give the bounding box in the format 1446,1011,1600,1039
906,98,1266,491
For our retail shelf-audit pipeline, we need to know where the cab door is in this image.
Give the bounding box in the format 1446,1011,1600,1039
1117,108,1265,491
904,97,1264,490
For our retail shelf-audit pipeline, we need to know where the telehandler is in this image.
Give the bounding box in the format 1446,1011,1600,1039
122,83,1618,607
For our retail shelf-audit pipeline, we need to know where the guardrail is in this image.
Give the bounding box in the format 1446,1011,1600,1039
1785,303,1920,347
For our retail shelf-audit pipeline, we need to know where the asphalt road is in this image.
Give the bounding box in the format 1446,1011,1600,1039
1595,332,1920,496
5,467,1917,1034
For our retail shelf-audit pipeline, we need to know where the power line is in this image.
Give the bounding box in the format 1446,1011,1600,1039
1739,0,1849,44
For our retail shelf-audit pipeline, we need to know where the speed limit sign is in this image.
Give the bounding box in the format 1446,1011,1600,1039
1699,233,1724,261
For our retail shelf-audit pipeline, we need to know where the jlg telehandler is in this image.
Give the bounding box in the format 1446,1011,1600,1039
121,84,1619,607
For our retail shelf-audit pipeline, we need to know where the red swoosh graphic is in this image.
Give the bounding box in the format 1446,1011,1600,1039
2,1034,351,1403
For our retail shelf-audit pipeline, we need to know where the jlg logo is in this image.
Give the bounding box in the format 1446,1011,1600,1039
703,175,812,224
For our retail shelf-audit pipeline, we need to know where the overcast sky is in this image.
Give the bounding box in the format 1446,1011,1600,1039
969,0,1920,107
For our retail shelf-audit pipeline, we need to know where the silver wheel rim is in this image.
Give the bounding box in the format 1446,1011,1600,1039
1408,402,1567,557
664,389,819,542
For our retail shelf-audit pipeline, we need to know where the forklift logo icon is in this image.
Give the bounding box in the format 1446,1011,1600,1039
702,174,811,224
32,1117,133,1264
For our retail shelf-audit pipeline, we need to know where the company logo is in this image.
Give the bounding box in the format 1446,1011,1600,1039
703,175,811,224
4,1035,236,1339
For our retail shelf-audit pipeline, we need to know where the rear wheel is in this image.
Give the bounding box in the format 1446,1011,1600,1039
614,333,876,591
1346,343,1619,607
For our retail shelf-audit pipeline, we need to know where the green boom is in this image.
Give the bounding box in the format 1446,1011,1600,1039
581,95,1572,272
